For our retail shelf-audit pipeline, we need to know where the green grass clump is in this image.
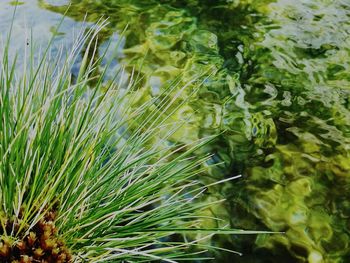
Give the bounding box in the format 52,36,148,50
0,21,233,262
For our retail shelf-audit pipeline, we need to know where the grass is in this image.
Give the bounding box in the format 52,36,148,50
0,15,253,262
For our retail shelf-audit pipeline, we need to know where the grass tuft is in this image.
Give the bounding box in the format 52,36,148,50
0,18,243,262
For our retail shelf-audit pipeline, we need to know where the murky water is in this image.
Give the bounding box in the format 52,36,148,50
1,0,349,262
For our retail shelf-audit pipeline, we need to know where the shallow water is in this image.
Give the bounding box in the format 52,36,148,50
1,0,349,262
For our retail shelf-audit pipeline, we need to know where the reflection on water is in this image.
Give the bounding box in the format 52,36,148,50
1,0,350,262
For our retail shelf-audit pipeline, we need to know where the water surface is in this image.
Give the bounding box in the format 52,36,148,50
1,1,349,262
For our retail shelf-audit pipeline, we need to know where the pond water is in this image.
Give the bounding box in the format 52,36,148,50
1,0,350,262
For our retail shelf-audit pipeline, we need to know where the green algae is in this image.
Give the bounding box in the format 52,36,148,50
36,0,350,262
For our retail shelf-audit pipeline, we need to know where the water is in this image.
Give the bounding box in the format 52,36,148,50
1,1,349,262
0,0,87,59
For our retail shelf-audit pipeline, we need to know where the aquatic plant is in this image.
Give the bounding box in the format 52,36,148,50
38,0,276,233
0,19,247,262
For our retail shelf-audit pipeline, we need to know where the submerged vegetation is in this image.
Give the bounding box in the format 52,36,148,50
1,0,350,262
